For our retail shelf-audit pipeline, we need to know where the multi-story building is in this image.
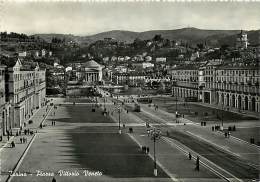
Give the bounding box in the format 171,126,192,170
0,65,10,139
212,65,259,113
112,72,146,86
5,59,46,128
171,65,199,99
171,63,260,113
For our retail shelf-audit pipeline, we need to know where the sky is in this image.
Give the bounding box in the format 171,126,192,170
1,1,260,35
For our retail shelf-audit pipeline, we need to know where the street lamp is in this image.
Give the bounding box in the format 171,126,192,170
221,103,224,131
174,97,178,123
103,96,106,111
118,106,121,134
150,128,161,177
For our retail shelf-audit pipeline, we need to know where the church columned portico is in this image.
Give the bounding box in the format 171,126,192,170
76,60,103,84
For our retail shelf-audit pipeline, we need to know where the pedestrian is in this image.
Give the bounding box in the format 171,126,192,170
11,141,15,148
196,156,200,171
228,131,231,138
54,121,56,126
189,152,192,160
20,138,23,143
27,129,30,134
23,137,25,143
24,129,27,135
212,126,214,131
146,147,149,154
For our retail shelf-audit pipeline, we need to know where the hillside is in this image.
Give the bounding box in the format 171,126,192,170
35,28,260,47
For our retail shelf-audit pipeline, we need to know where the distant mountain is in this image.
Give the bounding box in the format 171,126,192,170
33,33,81,43
34,28,260,47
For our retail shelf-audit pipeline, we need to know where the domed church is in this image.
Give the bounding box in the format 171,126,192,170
75,60,103,84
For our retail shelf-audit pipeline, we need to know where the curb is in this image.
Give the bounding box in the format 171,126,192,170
5,106,52,182
40,106,53,126
6,133,36,182
216,131,260,150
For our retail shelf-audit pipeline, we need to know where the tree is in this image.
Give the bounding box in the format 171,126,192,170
197,43,204,50
153,34,163,42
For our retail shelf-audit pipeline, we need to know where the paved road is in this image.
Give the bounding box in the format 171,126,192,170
10,104,170,182
104,93,259,180
125,103,259,181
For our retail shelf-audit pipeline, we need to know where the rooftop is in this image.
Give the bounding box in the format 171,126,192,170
82,60,102,68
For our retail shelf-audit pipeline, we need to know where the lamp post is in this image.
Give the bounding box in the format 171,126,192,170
118,106,121,134
103,96,106,111
150,128,161,176
175,97,178,123
221,103,224,131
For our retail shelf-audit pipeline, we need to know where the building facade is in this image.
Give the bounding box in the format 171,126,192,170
210,66,259,113
171,66,199,99
5,59,46,128
0,65,9,138
171,64,260,113
75,60,103,84
112,72,146,86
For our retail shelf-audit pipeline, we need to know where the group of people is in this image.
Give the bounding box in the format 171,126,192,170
212,125,221,131
51,121,56,126
225,131,231,138
20,137,27,144
24,128,33,135
141,146,150,154
188,152,200,171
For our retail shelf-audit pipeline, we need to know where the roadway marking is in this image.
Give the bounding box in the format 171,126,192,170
105,97,256,181
7,134,37,182
185,131,241,158
7,105,53,182
111,101,242,182
162,137,243,182
142,106,260,168
127,133,179,182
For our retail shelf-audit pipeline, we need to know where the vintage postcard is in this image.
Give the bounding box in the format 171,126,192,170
0,0,259,182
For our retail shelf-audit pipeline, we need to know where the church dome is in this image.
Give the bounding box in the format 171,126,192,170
83,60,101,68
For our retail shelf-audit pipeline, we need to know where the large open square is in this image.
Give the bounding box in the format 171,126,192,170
11,104,170,182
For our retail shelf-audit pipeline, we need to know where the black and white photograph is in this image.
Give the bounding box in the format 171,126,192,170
0,0,259,182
